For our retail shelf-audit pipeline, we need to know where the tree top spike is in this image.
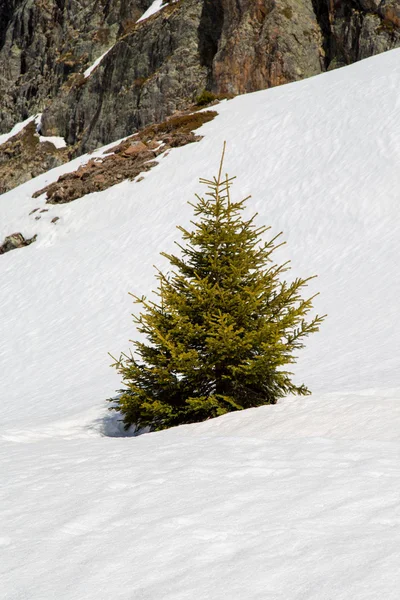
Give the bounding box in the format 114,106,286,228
217,141,227,185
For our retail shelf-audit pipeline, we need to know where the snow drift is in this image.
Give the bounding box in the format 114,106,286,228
1,48,400,599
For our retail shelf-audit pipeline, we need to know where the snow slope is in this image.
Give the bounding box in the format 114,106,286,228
1,49,400,599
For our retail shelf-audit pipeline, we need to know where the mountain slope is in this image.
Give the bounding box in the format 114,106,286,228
3,0,400,153
1,49,400,598
3,0,400,197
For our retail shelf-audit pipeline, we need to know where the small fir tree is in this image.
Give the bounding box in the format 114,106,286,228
111,145,325,431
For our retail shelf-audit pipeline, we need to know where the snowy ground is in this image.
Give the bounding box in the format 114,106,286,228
1,49,400,598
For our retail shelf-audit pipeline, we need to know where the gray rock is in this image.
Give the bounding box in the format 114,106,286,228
42,0,210,153
358,0,382,12
0,232,37,255
42,0,325,153
0,0,154,133
315,0,400,69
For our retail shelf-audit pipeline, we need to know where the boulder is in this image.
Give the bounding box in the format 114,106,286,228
0,233,37,255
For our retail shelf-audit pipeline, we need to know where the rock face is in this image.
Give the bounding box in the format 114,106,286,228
41,0,325,153
314,0,400,70
2,0,400,160
40,0,400,154
0,0,153,133
42,0,211,153
212,0,324,94
0,122,68,194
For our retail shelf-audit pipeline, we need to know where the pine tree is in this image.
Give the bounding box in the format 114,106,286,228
110,145,325,431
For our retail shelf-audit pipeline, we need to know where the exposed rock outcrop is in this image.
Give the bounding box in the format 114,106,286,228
0,122,68,194
32,110,217,204
313,0,400,70
0,0,153,133
41,0,400,155
0,232,37,255
41,0,325,154
212,0,324,94
2,0,400,182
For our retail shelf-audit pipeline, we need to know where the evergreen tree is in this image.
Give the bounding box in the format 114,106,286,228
111,146,325,431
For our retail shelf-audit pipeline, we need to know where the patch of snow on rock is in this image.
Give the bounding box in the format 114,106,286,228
137,0,166,22
84,47,113,78
0,116,36,146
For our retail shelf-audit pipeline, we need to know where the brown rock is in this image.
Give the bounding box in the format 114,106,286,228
32,110,217,205
0,123,69,195
0,233,37,255
213,0,324,95
380,1,400,27
122,141,148,156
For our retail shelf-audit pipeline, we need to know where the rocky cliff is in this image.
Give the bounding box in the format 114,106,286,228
315,0,400,70
2,0,400,170
0,0,153,132
41,0,325,154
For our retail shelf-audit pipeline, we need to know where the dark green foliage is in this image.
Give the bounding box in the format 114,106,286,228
110,146,325,431
195,90,218,106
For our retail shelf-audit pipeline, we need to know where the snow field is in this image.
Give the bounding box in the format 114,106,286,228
1,49,400,598
2,430,400,599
